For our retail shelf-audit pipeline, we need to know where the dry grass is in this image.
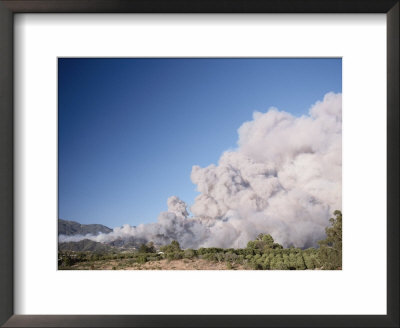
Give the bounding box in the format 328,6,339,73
68,258,249,270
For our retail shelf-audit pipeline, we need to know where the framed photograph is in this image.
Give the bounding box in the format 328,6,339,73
0,0,398,327
57,57,343,272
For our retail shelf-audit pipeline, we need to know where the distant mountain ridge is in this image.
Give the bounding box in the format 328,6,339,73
58,219,143,252
58,218,112,236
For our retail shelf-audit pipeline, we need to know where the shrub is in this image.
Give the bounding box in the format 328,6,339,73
136,255,147,264
184,249,196,259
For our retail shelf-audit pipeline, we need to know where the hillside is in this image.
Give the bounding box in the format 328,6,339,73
58,219,112,236
58,239,116,253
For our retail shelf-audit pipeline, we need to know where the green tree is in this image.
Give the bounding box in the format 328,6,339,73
247,233,281,252
183,249,195,259
263,256,271,270
170,240,181,250
138,242,156,253
288,251,297,269
303,252,315,269
146,241,156,253
318,210,342,270
160,240,181,253
260,234,274,248
295,254,306,270
282,253,290,269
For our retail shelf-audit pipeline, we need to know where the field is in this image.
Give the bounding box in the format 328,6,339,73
62,258,249,270
58,245,328,270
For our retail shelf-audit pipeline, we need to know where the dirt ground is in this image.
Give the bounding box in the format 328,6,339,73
69,258,248,270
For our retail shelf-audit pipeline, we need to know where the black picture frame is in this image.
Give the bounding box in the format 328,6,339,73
0,1,398,327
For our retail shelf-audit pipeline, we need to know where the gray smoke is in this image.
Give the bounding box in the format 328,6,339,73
59,92,342,249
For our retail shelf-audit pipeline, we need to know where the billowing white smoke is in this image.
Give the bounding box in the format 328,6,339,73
59,92,342,249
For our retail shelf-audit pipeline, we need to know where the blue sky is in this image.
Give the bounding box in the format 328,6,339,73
58,58,341,228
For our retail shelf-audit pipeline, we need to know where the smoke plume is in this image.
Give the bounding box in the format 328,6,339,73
59,92,342,249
